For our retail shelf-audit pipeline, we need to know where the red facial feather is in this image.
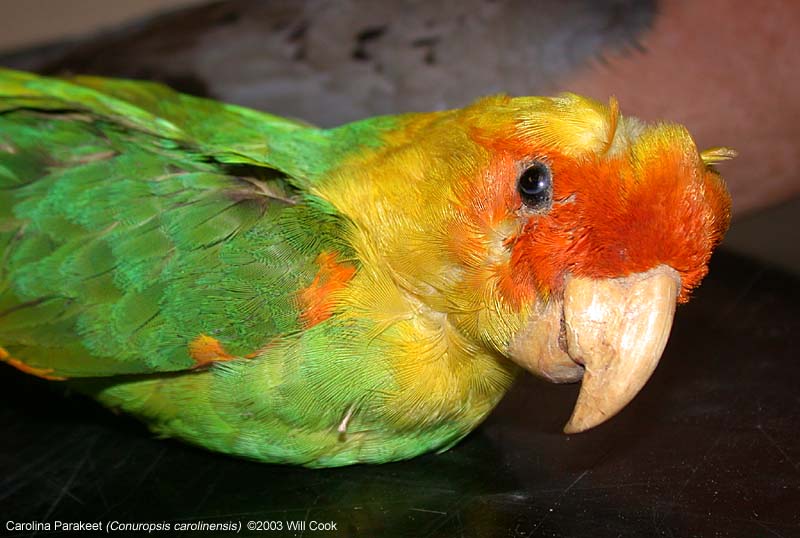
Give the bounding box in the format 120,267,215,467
462,119,731,306
506,142,731,303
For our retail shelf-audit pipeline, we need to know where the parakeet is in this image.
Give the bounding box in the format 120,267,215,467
0,68,731,467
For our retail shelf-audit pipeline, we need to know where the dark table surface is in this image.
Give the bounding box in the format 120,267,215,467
1,249,798,538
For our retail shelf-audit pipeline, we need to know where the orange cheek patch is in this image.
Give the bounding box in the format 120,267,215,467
496,260,536,309
450,153,542,308
511,147,729,301
466,154,519,226
0,346,67,380
298,251,356,328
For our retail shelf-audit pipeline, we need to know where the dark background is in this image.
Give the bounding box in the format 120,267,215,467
2,251,798,536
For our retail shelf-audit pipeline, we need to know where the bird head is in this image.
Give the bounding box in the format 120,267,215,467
458,94,732,431
319,93,731,432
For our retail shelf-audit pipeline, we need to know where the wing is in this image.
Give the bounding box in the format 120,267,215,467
0,69,355,378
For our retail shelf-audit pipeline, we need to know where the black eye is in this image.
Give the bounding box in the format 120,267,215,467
517,161,552,210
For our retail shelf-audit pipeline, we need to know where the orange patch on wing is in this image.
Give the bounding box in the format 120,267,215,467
0,346,66,381
188,335,235,368
298,251,356,328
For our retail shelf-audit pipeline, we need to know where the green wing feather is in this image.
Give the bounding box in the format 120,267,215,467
0,69,514,466
0,68,358,377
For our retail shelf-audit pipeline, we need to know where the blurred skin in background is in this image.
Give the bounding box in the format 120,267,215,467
1,0,798,219
565,0,800,218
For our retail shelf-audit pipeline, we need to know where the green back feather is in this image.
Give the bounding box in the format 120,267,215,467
0,69,514,466
0,68,373,376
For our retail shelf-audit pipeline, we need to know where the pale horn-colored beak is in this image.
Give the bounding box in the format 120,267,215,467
507,265,681,433
562,265,680,433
